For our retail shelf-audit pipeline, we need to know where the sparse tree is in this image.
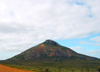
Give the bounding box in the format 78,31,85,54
81,69,83,72
45,69,49,72
72,70,75,72
86,68,89,72
59,69,61,72
97,67,100,72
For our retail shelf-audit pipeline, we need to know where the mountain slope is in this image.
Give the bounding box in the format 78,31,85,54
1,40,100,72
9,40,98,61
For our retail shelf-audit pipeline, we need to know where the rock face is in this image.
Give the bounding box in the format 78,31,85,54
43,40,60,46
9,40,97,61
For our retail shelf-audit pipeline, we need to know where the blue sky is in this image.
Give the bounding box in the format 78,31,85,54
0,0,100,60
56,33,100,58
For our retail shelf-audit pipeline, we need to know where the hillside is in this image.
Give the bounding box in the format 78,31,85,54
8,40,98,61
1,40,100,72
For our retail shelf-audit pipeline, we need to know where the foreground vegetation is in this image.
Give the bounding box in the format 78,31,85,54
0,59,100,72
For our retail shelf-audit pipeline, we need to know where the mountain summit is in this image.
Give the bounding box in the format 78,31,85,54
9,40,97,61
43,39,60,46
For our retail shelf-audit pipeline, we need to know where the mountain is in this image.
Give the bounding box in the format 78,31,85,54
8,40,98,61
1,40,100,72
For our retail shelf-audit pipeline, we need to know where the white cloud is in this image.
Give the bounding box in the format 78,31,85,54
89,36,100,46
0,53,18,60
90,36,100,42
79,39,100,46
82,50,100,58
0,0,100,59
93,43,100,46
80,41,90,44
70,46,84,50
68,47,100,58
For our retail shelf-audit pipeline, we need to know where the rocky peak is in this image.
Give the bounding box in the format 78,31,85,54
43,39,60,46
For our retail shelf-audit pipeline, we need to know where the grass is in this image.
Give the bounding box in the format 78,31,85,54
0,59,100,72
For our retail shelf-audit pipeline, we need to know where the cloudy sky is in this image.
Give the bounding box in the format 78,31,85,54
0,0,100,60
